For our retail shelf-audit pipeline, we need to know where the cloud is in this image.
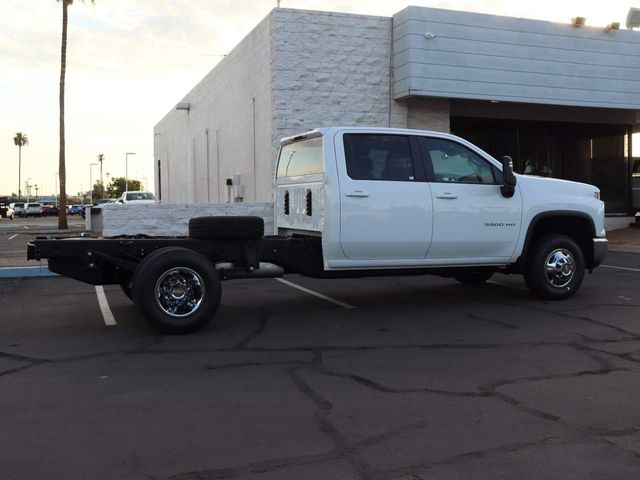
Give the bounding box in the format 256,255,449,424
1,0,637,196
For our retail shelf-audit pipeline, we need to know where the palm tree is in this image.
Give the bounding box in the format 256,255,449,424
13,132,28,199
57,0,94,229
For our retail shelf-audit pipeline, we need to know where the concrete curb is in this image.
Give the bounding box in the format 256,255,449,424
0,266,59,279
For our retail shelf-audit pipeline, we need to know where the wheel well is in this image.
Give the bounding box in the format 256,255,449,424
523,215,595,269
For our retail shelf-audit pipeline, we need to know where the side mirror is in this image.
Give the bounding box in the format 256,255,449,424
500,156,517,198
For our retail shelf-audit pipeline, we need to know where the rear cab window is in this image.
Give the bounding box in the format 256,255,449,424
276,137,324,179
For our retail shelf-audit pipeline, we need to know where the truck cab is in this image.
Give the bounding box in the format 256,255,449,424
275,126,606,277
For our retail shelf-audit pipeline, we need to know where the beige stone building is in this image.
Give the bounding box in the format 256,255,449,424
155,6,640,217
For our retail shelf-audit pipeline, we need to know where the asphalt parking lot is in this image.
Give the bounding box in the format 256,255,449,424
0,216,84,267
1,251,640,479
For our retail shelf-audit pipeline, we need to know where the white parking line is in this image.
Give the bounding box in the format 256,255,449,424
8,234,18,240
95,286,117,326
275,278,355,309
602,265,640,273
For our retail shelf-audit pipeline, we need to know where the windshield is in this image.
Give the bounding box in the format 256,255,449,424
126,192,155,201
28,204,40,208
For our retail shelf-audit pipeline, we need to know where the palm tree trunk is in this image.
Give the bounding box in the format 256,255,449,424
18,145,21,199
58,1,68,229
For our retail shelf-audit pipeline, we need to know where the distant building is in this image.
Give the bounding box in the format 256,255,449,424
154,6,640,217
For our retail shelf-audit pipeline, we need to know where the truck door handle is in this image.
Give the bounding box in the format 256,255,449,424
436,192,457,199
345,190,369,198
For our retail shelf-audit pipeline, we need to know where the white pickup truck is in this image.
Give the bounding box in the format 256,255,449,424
29,127,607,334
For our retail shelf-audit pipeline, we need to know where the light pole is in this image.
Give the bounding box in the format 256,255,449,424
25,178,33,204
125,152,136,192
89,163,98,204
55,172,59,207
97,154,105,199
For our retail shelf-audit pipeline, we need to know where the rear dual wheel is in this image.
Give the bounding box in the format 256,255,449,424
132,247,221,334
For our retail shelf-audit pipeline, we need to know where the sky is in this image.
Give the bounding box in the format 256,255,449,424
1,0,638,197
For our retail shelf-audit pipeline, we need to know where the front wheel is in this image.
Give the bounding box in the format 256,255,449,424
132,247,222,334
525,235,585,300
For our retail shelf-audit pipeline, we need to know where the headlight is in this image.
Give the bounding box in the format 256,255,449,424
594,191,600,200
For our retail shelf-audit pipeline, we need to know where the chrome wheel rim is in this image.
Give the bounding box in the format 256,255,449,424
544,249,575,288
155,267,204,317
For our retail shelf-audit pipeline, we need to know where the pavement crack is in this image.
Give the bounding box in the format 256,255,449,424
576,344,640,365
376,435,569,479
204,360,310,371
0,351,49,364
167,451,339,480
0,362,39,378
495,300,640,340
464,311,519,329
317,366,487,397
289,362,372,479
233,308,269,350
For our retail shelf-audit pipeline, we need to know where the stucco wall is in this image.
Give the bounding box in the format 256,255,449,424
154,8,413,205
154,14,273,204
271,8,407,166
406,97,450,132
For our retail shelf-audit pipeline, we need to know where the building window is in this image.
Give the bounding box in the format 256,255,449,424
452,118,631,214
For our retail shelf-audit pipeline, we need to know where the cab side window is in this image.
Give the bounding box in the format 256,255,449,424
344,134,415,181
421,138,495,184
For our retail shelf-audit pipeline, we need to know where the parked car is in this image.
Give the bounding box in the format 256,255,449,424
3,205,15,220
10,202,25,217
41,205,60,217
24,203,43,217
68,205,84,216
0,197,10,219
94,199,115,206
118,191,155,205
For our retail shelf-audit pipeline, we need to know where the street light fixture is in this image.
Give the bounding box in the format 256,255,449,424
125,153,136,192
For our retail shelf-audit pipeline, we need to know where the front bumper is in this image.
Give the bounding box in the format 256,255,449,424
592,237,608,268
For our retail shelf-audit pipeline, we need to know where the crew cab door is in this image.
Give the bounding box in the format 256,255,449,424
337,133,433,260
419,137,522,260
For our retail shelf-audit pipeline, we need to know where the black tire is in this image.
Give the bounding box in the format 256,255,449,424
525,234,585,300
188,216,263,240
132,247,221,334
120,283,133,301
453,269,494,285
